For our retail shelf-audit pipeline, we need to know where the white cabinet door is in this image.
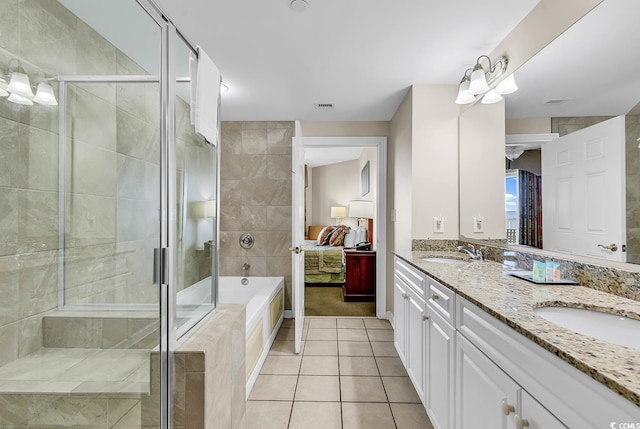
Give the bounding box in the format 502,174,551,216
393,275,408,364
406,285,426,401
517,391,566,429
425,305,455,429
456,333,518,429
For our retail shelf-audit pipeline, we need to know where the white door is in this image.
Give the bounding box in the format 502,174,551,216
291,122,306,354
542,116,626,262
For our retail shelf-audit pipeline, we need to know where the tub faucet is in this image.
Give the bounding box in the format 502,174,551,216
241,262,251,276
456,245,483,261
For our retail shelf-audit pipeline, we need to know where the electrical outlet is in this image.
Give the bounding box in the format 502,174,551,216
473,216,484,233
433,216,444,233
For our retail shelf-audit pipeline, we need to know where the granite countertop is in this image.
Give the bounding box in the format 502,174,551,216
394,250,640,407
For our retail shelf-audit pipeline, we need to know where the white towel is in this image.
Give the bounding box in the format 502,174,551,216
189,46,221,146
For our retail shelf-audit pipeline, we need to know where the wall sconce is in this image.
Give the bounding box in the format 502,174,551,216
2,59,58,106
455,55,517,105
330,206,346,224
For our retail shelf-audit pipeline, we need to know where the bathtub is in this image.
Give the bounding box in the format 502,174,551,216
179,275,285,396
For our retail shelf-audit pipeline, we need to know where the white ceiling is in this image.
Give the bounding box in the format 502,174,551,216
153,0,539,121
505,0,640,119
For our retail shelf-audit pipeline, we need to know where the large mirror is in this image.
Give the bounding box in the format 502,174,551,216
459,0,640,265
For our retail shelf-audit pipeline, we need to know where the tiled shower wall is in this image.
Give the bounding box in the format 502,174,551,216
219,121,294,309
0,0,165,368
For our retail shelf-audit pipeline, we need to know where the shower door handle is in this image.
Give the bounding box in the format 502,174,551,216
154,248,169,285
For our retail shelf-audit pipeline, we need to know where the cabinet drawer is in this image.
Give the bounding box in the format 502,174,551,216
427,277,455,325
395,258,426,297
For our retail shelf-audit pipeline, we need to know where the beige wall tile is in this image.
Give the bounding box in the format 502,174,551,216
0,188,19,256
0,118,19,188
18,0,77,75
241,129,267,155
18,190,58,252
72,140,117,197
70,85,117,151
267,128,293,155
0,394,27,426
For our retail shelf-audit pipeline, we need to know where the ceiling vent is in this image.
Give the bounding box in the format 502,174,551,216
314,103,334,109
544,99,568,105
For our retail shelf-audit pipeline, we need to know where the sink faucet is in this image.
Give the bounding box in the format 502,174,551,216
456,245,483,261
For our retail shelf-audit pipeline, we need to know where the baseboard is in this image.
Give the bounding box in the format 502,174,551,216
384,311,395,329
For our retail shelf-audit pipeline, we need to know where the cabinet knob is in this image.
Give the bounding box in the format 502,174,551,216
422,314,429,321
401,292,408,299
431,294,439,301
514,414,529,429
501,400,515,416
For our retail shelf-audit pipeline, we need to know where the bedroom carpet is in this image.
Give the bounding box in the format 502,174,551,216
305,286,375,317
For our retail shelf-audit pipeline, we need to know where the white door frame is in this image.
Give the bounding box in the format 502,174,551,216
293,135,388,319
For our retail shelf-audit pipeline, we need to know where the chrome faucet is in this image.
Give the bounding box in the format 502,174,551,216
241,262,251,276
456,245,483,261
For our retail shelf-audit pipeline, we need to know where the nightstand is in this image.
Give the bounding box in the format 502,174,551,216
343,249,376,302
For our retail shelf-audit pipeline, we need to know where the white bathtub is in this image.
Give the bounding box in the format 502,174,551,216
181,276,285,396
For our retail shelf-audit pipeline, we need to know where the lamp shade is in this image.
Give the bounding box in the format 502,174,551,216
481,89,503,104
455,78,475,105
7,72,34,98
330,206,347,219
348,200,374,219
8,93,33,105
495,73,518,95
204,199,216,218
469,63,489,95
33,82,58,106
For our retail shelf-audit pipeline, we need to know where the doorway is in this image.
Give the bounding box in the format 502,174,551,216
291,134,388,330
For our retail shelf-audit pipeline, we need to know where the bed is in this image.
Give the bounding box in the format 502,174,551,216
302,239,345,285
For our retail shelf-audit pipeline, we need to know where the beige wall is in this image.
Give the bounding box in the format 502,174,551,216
219,121,294,309
411,85,460,240
310,159,360,228
506,118,551,134
387,88,413,313
300,121,390,137
459,100,507,239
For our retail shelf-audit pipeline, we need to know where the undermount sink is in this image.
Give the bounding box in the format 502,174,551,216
421,257,470,265
534,306,640,350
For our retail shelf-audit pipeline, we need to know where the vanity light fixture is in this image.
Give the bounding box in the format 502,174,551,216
0,78,8,97
33,81,58,106
455,70,475,105
495,73,518,95
481,89,503,104
455,54,517,105
2,59,58,106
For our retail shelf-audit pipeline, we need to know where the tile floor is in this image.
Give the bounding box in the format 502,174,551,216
245,317,435,429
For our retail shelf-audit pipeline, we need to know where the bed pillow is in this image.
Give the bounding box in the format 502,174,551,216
343,227,359,248
317,225,335,245
307,225,326,240
329,225,350,246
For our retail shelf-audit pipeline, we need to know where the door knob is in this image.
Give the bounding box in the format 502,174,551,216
288,246,302,254
597,243,618,252
514,414,529,429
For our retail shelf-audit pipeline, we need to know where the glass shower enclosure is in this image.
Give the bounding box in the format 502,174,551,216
0,0,218,427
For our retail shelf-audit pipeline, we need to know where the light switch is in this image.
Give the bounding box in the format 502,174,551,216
473,216,484,233
433,216,444,233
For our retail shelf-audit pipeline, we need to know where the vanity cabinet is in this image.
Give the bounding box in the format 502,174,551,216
455,333,564,429
393,258,427,401
424,305,455,429
392,256,639,429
